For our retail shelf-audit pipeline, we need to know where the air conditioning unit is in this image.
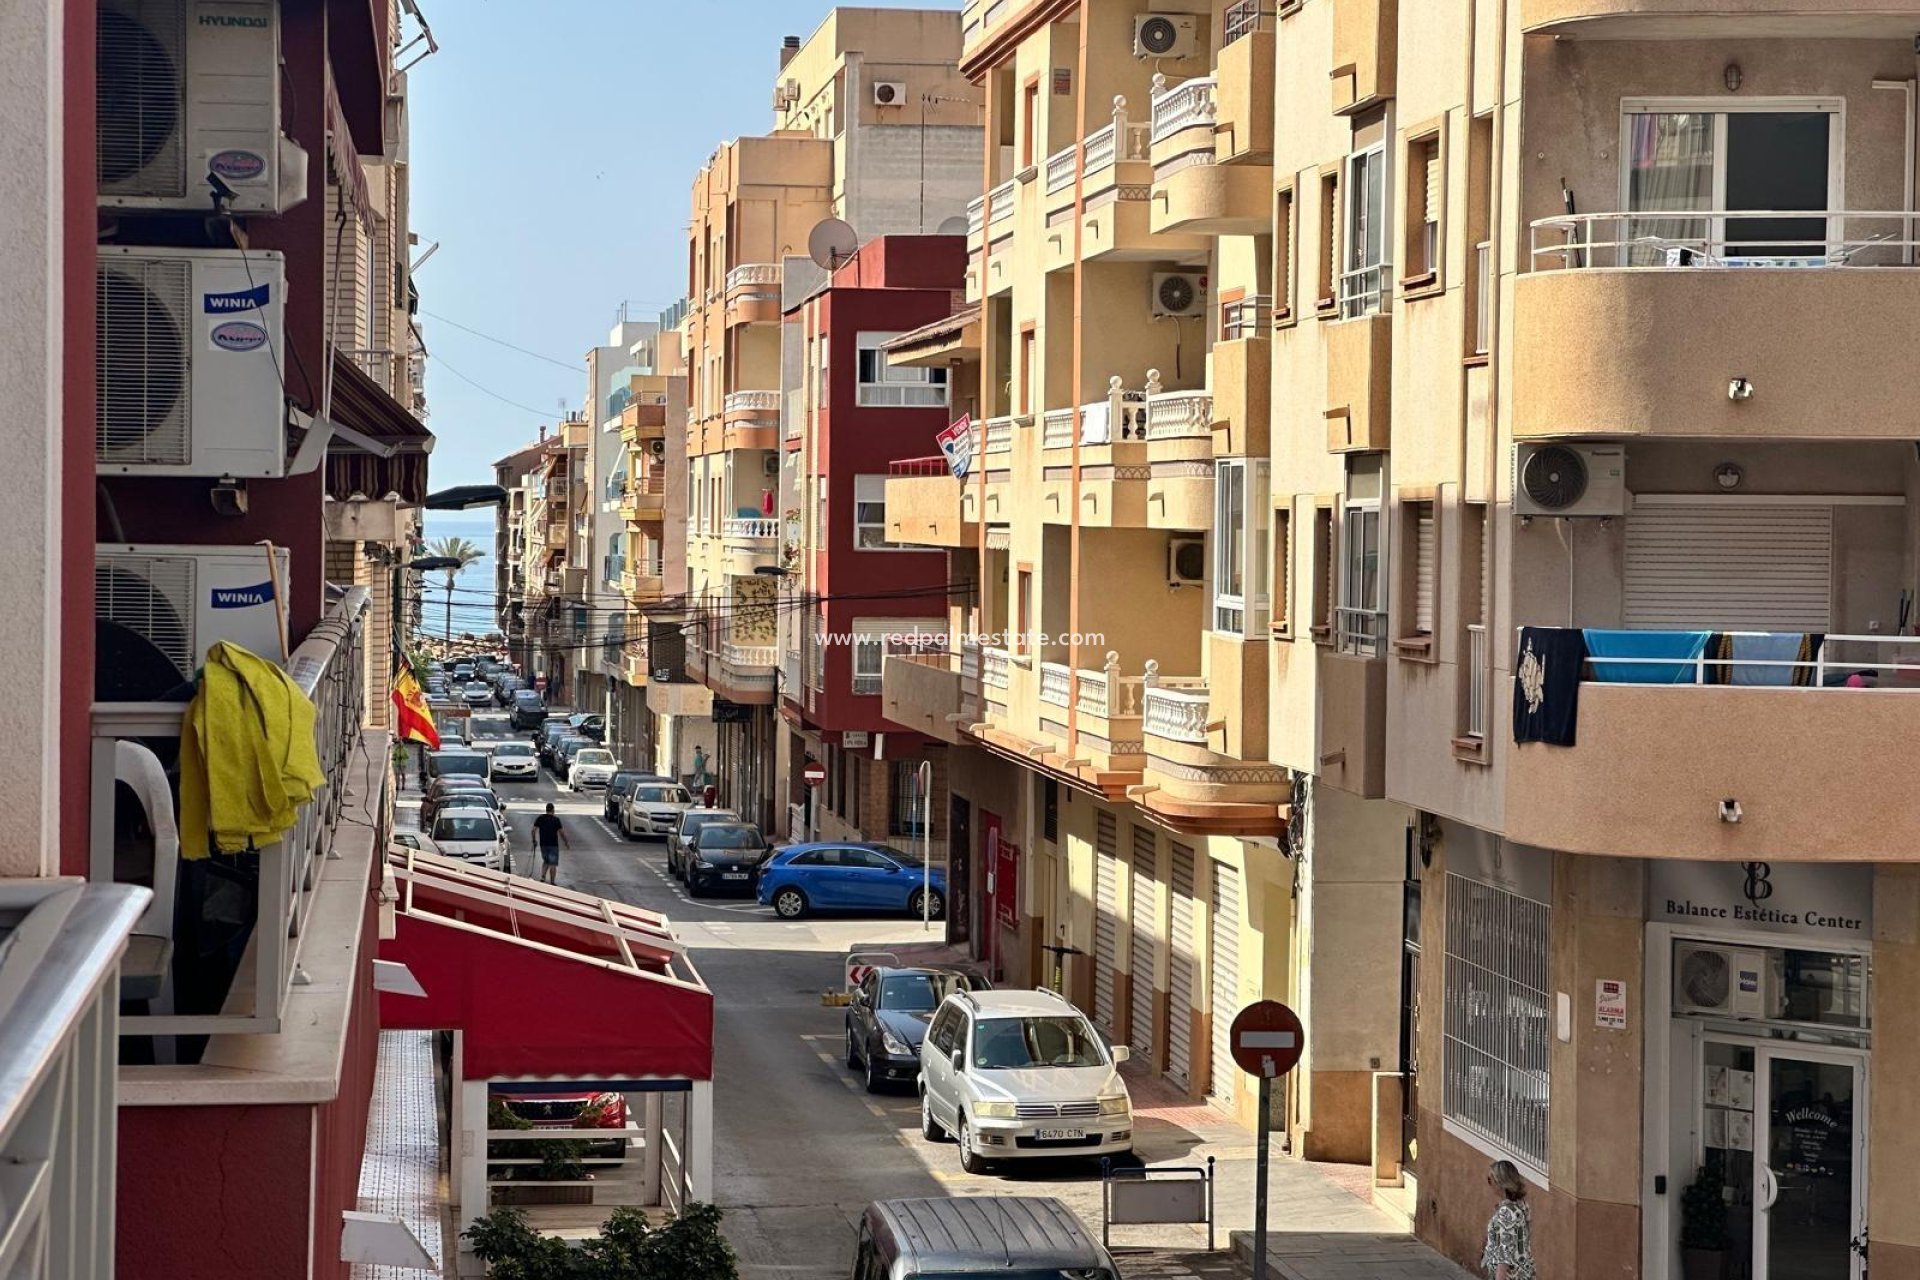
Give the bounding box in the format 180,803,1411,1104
1673,944,1782,1020
1513,443,1627,519
762,454,781,477
1134,13,1200,59
95,543,292,701
1151,271,1208,318
872,81,907,107
97,0,307,215
649,439,667,459
97,245,287,477
1168,536,1206,586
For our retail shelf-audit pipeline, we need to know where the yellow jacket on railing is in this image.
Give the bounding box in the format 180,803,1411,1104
178,641,326,858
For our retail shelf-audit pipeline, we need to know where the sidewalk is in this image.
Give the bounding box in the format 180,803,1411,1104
1124,1231,1473,1280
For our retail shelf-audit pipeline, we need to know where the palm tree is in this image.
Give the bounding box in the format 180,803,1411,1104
427,536,486,642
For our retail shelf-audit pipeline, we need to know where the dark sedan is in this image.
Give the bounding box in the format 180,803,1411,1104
845,967,990,1092
682,822,772,897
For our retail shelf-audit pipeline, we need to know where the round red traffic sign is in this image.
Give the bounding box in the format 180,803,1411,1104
1229,1000,1305,1079
802,761,826,787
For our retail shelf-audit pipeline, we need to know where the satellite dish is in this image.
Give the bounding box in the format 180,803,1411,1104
935,214,969,236
808,218,859,271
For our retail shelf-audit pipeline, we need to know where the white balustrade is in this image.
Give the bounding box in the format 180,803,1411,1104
1146,385,1215,440
984,416,1014,455
1042,409,1075,450
1150,75,1218,146
1045,144,1078,195
1039,661,1072,707
988,178,1017,226
724,262,781,291
722,517,779,542
1144,683,1212,744
982,646,1011,690
723,642,777,670
967,195,987,237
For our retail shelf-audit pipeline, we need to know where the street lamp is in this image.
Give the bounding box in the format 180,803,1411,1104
423,484,508,510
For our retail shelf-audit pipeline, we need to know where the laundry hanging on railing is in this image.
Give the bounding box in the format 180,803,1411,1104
1582,630,1710,685
1706,632,1825,687
178,641,326,858
1512,627,1587,747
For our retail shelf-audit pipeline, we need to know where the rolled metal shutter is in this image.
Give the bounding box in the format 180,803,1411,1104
1129,825,1158,1064
1093,811,1119,1036
1414,505,1436,634
1624,503,1833,631
1207,861,1242,1108
1167,843,1198,1089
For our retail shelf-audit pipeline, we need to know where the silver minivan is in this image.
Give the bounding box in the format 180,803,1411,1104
851,1196,1117,1280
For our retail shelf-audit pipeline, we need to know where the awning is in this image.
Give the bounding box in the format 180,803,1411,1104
378,851,713,1080
882,304,980,369
326,349,433,503
324,72,375,228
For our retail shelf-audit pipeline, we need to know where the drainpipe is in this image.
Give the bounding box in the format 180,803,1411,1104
1485,0,1510,643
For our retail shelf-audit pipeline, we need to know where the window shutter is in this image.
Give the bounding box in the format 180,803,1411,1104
1623,504,1833,630
1423,140,1441,225
1415,505,1436,634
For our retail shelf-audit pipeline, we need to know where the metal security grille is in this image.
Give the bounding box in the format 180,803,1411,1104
1128,826,1158,1064
96,554,196,679
1207,861,1241,1107
1093,811,1119,1036
1443,873,1551,1169
1167,843,1198,1089
97,258,191,465
98,0,187,196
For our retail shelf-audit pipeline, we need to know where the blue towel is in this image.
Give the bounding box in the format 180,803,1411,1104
1724,632,1813,687
1583,630,1710,684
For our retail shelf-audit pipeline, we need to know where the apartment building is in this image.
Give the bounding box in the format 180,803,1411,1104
892,2,1920,1279
680,9,982,833
780,236,965,857
494,436,550,666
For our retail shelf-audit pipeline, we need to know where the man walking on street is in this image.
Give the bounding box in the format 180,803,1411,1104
533,802,569,885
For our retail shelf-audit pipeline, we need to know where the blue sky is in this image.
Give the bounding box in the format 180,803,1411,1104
409,0,953,486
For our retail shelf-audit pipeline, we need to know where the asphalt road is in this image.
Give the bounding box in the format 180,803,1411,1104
454,712,1398,1280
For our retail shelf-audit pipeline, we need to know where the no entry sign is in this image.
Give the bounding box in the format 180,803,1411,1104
802,760,826,787
1229,1000,1305,1079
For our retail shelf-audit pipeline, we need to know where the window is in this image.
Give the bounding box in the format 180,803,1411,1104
1042,779,1058,844
1341,145,1389,318
1404,132,1441,287
1018,326,1036,415
890,759,930,838
857,332,949,407
1458,502,1490,741
1467,114,1493,357
1212,459,1271,637
1310,504,1334,640
853,475,890,549
1339,456,1385,655
1394,498,1436,652
1015,569,1033,655
1317,170,1340,313
1273,186,1295,322
853,629,885,695
1273,507,1292,635
1022,78,1040,167
1443,873,1550,1173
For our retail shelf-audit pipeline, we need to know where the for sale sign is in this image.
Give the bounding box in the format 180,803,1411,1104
936,414,973,480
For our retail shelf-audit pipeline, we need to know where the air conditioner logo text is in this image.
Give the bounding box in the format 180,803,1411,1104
210,321,269,352
203,284,270,314
211,582,276,609
197,11,270,28
208,150,267,182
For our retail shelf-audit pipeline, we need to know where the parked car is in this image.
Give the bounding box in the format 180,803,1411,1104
489,1088,629,1160
918,988,1133,1173
429,807,510,871
492,675,523,706
537,722,572,766
566,712,605,742
621,782,697,842
425,748,490,784
568,747,620,791
510,689,549,732
662,806,738,863
486,739,538,781
845,967,990,1093
388,830,440,858
553,736,594,774
756,843,946,922
682,822,772,897
421,782,504,829
601,772,656,822
851,1197,1118,1280
452,662,474,681
461,680,494,708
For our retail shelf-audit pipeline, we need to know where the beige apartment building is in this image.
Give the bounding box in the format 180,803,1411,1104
679,8,982,830
886,3,1920,1278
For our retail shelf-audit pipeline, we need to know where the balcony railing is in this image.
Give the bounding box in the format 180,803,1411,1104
1083,98,1152,174
1338,263,1389,320
725,262,781,291
1037,653,1152,718
1466,623,1489,740
1150,75,1218,146
1041,409,1075,451
724,390,781,415
94,587,369,1041
1143,682,1212,744
982,645,1010,691
1223,295,1274,341
1223,0,1275,43
967,195,987,237
1528,210,1918,271
987,178,1017,228
984,416,1014,455
1045,144,1078,196
1337,606,1388,658
1541,629,1920,688
1038,661,1072,707
722,642,777,670
1146,384,1214,441
722,517,779,542
1474,240,1492,356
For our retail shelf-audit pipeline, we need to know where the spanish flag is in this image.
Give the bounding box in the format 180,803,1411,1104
391,665,442,750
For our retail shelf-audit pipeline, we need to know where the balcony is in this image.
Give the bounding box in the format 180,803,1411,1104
1317,637,1388,798
1034,653,1157,774
1217,5,1277,168
620,394,667,444
1505,630,1920,860
1516,0,1910,36
1213,325,1272,456
960,0,1016,57
725,263,782,328
1515,211,1920,441
723,389,780,450
882,645,980,746
1326,312,1393,453
1144,377,1215,532
722,516,780,575
715,641,777,704
621,473,665,523
886,455,982,548
1148,75,1271,236
1331,0,1397,115
981,645,1010,718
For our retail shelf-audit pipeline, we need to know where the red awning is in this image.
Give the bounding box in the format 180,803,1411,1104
378,852,713,1081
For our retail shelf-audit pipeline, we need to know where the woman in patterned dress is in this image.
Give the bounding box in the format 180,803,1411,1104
1482,1160,1536,1280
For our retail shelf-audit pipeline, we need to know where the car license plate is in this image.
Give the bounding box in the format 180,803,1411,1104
1034,1128,1084,1141
723,871,748,881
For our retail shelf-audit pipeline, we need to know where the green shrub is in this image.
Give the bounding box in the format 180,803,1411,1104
463,1204,738,1280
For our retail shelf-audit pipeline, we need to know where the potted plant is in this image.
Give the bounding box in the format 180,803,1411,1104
488,1100,595,1207
1680,1163,1729,1280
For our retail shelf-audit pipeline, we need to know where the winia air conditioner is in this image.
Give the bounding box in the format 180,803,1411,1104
97,245,287,477
1133,13,1200,59
1167,536,1206,586
98,0,307,215
1152,271,1208,318
872,82,907,107
96,543,292,701
1673,944,1782,1020
1513,443,1627,519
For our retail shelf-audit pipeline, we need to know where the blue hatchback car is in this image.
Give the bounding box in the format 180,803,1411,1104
757,842,946,921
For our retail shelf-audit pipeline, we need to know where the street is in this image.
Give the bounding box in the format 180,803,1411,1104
450,714,1412,1280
